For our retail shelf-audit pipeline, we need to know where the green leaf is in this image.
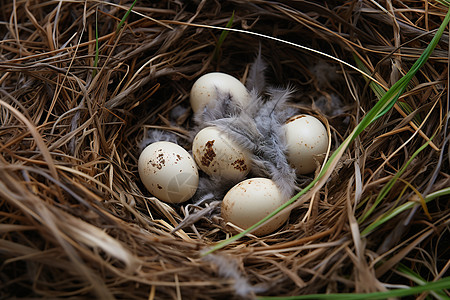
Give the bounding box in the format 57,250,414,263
396,264,449,300
213,11,234,61
358,135,432,225
353,56,423,127
257,276,450,300
398,100,423,126
361,186,450,236
116,0,138,33
435,0,450,7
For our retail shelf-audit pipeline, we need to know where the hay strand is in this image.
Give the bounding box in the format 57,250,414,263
1,1,449,299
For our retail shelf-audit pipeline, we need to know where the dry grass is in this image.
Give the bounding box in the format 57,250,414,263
0,0,449,299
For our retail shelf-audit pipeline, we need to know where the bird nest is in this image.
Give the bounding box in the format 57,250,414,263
1,1,449,299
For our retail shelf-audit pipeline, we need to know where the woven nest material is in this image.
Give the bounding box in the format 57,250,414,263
1,1,449,299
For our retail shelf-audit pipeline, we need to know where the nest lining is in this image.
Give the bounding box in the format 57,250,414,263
0,1,449,299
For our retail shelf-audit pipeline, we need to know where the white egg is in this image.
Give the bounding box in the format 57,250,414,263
221,178,290,236
138,141,199,204
284,114,328,175
190,72,250,113
192,126,251,180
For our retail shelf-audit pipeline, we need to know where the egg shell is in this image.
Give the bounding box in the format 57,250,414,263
138,141,199,204
221,178,290,236
192,127,251,180
190,72,250,113
284,114,328,175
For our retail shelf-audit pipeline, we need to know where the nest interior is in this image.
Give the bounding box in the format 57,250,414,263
1,0,449,299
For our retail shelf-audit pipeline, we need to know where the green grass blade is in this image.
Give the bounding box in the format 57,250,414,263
435,0,450,7
201,8,450,256
372,90,404,122
398,101,423,125
355,3,449,126
116,0,138,33
353,56,386,99
361,186,450,237
213,11,234,61
257,276,450,299
354,56,422,127
358,135,432,225
396,264,449,299
93,0,137,77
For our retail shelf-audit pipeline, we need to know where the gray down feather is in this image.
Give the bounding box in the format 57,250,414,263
192,52,298,200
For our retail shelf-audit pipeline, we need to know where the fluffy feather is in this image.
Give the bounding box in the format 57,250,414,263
209,87,298,199
192,174,239,203
140,129,179,151
189,49,300,199
170,174,238,232
191,88,245,137
245,46,267,95
313,93,344,117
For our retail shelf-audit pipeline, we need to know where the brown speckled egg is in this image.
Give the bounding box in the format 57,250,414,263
192,126,251,180
221,178,290,236
138,141,199,203
284,114,328,175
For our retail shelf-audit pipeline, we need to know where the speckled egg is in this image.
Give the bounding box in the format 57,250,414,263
192,126,251,180
190,72,250,113
221,178,290,236
284,114,328,175
138,141,199,204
